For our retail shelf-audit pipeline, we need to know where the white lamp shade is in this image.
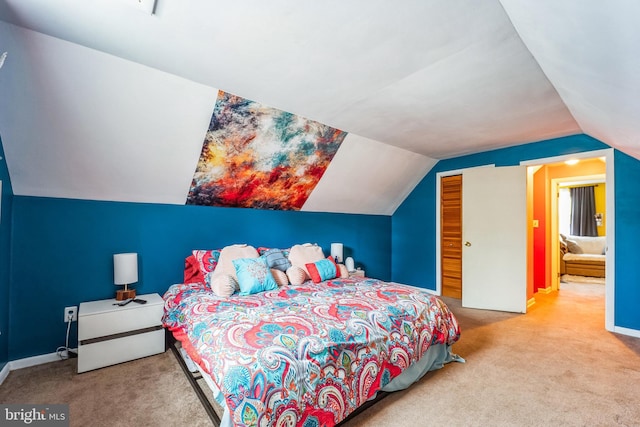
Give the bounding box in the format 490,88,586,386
330,243,344,263
345,257,355,272
114,253,138,285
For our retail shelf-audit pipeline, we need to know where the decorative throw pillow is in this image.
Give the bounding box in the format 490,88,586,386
559,240,568,257
270,268,289,286
184,255,203,284
233,257,278,296
565,239,583,254
263,248,292,272
186,249,222,283
206,272,238,298
214,244,260,281
305,257,339,283
288,243,325,278
286,266,308,286
337,263,349,279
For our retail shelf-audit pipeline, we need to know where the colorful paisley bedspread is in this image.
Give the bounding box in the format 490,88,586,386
163,278,460,426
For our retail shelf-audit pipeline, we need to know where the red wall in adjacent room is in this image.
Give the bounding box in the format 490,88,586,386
533,168,547,292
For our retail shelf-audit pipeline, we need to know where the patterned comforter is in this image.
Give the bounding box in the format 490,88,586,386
163,278,461,426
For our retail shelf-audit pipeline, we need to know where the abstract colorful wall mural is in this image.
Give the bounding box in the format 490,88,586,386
187,91,347,210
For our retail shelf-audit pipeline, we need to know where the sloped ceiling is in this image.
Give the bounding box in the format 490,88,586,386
500,1,640,159
0,1,637,215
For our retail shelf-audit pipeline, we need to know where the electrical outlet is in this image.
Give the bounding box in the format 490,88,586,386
64,306,77,322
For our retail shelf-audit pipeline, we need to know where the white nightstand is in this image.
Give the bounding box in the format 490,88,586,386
77,293,165,373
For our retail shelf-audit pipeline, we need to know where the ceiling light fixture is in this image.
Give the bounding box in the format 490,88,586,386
564,159,579,166
0,52,7,69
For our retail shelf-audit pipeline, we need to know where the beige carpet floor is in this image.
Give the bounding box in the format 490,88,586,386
343,282,640,427
0,346,211,426
2,282,639,426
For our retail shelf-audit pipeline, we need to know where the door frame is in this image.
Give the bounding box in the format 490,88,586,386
550,174,605,292
435,148,614,331
435,165,493,297
521,148,614,331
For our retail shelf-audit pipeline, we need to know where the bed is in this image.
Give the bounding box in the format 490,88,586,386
162,246,462,426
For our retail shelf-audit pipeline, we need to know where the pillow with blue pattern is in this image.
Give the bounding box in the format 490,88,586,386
233,256,278,296
305,257,339,283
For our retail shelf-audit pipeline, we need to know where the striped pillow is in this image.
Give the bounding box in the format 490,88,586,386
206,273,238,297
306,257,339,283
286,266,307,286
337,263,349,279
270,268,289,286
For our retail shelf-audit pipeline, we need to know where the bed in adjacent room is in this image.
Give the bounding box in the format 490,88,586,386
162,244,462,427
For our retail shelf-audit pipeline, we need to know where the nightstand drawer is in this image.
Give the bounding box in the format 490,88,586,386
78,293,163,340
79,303,163,341
77,329,164,373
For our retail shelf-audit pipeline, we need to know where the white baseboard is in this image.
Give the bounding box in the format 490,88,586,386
9,351,65,371
0,362,9,385
537,286,552,294
613,326,640,339
0,349,78,386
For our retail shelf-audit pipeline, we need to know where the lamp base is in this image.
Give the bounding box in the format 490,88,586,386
116,289,136,301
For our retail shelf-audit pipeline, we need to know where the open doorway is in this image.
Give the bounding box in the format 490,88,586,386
531,156,606,294
524,148,613,331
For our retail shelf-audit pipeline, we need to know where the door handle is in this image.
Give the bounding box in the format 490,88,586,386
465,241,471,247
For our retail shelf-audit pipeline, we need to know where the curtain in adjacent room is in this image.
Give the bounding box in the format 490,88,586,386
570,186,598,236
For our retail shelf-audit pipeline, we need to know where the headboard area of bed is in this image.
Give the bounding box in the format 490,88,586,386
182,243,349,297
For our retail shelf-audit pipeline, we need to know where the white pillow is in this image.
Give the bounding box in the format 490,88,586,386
213,244,259,281
288,244,325,278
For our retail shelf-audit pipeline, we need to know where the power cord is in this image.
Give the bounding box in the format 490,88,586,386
57,312,77,360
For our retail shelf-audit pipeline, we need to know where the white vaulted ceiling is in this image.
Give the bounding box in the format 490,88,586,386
0,1,638,214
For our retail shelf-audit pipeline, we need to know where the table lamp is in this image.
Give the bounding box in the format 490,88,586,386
114,253,138,301
330,243,344,263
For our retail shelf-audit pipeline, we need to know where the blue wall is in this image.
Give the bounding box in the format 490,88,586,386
392,133,640,331
7,133,640,360
613,150,640,329
0,136,13,371
9,197,390,359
